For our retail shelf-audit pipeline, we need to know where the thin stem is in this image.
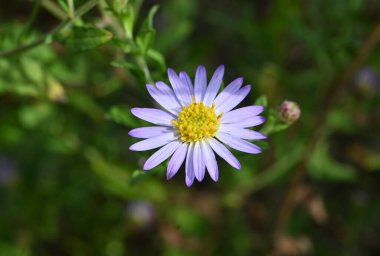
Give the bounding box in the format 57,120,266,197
273,20,380,238
136,54,153,84
18,0,42,44
0,0,99,58
40,0,68,20
68,0,75,18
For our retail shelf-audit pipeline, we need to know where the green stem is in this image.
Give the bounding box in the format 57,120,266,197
41,0,67,20
136,54,153,84
68,0,75,18
0,0,99,58
18,0,42,44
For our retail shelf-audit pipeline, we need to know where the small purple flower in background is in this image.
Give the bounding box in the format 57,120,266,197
125,201,156,230
278,100,301,124
129,65,266,186
354,67,380,96
0,156,18,187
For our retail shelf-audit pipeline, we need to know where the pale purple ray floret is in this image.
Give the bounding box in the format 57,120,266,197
129,65,266,186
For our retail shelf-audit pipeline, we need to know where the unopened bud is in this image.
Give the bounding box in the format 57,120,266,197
278,100,300,124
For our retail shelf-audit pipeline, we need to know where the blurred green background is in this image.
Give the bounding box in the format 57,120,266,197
1,0,380,255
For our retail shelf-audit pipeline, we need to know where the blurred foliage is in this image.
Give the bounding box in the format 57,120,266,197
1,0,380,255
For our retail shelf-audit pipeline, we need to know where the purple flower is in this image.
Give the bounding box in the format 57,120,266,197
125,201,155,230
129,65,266,186
0,157,18,187
354,67,380,95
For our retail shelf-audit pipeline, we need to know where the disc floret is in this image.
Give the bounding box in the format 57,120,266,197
172,97,222,143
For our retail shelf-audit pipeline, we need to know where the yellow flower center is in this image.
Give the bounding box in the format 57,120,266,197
172,97,223,143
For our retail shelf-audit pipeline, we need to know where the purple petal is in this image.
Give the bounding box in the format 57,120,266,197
203,65,225,106
221,106,264,123
146,84,181,115
219,125,267,140
216,132,261,154
179,71,194,96
167,143,188,179
228,116,266,128
215,85,251,115
168,68,192,106
185,143,195,187
129,132,177,151
155,81,182,112
128,126,172,139
194,65,207,102
201,141,218,182
143,141,181,170
131,108,175,126
208,138,241,170
213,77,243,107
193,141,206,181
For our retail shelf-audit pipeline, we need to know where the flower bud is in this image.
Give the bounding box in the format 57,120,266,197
278,100,301,124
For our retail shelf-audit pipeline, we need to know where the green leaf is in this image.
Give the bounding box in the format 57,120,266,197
106,0,128,13
18,103,53,128
308,142,357,182
57,0,70,15
120,4,135,39
254,95,268,107
140,5,159,32
85,148,167,202
112,38,133,53
271,123,290,133
147,49,166,71
84,148,136,199
327,109,355,132
111,60,144,81
106,106,139,127
129,166,164,185
67,91,104,121
349,0,363,11
136,30,155,54
20,57,44,86
135,5,159,54
65,26,113,52
170,207,210,236
0,242,27,256
259,108,291,135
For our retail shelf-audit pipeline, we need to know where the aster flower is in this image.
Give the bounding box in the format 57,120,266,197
129,65,266,186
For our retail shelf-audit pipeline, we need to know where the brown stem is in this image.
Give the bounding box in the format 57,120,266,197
273,20,380,238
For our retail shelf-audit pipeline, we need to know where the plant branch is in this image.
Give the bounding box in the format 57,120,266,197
41,0,68,20
18,0,43,44
0,0,99,58
273,20,380,238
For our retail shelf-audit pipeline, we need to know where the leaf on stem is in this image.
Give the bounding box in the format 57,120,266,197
65,25,113,52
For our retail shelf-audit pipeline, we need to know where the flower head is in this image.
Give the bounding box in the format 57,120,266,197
278,100,300,124
129,65,266,186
